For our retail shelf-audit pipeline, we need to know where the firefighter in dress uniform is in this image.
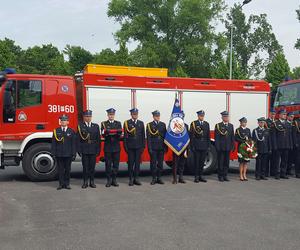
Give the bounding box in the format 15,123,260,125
77,110,101,188
101,108,123,187
272,109,292,179
235,117,252,181
51,115,76,190
265,109,276,177
214,111,235,182
190,110,210,183
172,111,189,184
252,117,271,180
146,110,167,185
293,117,300,178
123,108,146,186
286,112,295,176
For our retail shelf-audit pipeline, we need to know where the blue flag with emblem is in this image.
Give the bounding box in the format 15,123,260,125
164,98,190,156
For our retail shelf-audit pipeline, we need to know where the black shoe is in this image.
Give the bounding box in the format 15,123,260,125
223,177,230,182
156,179,164,185
106,182,111,188
275,176,280,180
57,185,63,190
255,177,261,181
82,183,88,189
261,176,268,180
65,185,71,190
199,177,207,183
129,179,134,186
89,180,96,188
150,179,156,185
133,179,142,186
112,180,119,187
296,175,300,179
194,177,199,183
218,177,224,182
178,178,186,184
281,175,289,179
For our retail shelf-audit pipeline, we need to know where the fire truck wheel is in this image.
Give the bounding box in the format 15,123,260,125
22,143,57,181
185,144,217,175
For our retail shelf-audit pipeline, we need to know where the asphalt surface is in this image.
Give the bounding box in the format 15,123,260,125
0,161,300,250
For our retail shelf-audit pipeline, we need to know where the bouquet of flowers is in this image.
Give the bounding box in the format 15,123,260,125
238,139,258,161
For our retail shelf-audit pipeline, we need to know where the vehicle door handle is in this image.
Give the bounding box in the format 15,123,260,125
36,124,45,130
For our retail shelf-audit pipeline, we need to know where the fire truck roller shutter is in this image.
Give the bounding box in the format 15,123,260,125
229,93,268,131
87,87,132,126
181,91,226,174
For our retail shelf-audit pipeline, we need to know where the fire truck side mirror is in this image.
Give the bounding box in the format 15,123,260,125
0,72,7,86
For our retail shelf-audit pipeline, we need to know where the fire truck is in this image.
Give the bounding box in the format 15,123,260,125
273,79,300,117
0,65,270,181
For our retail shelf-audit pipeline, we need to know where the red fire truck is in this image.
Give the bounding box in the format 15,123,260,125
0,65,270,181
273,79,300,117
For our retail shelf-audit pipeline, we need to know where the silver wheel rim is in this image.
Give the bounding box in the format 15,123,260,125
31,152,56,174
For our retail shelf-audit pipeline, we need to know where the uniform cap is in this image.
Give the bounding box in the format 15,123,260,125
257,117,266,122
270,108,276,113
197,110,205,115
278,109,287,115
152,110,160,116
287,112,294,116
130,108,139,114
83,110,92,116
60,114,69,121
239,117,247,123
106,108,116,114
220,111,229,117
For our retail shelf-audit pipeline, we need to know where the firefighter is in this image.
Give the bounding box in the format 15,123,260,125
293,117,300,178
252,117,271,180
146,110,167,185
190,110,210,183
77,110,101,188
101,108,122,187
265,108,276,177
286,112,295,176
172,111,189,184
235,117,252,181
51,115,76,190
214,111,235,182
123,108,145,186
272,109,292,179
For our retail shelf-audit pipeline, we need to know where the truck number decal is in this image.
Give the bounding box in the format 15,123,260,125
48,105,75,113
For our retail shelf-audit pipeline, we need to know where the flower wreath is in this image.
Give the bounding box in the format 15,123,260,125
237,139,258,161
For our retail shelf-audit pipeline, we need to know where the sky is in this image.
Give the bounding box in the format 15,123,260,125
0,0,299,68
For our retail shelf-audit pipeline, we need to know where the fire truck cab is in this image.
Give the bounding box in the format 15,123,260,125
0,65,271,181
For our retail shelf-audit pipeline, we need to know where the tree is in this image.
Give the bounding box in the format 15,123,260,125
291,67,300,79
108,0,226,77
0,38,23,71
295,6,300,50
225,4,282,78
19,44,67,75
265,52,290,88
63,45,94,74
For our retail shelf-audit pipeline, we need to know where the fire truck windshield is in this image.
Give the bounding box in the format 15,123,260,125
274,82,300,107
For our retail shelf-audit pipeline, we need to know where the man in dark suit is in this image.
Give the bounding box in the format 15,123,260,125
123,108,146,186
252,117,272,180
101,108,122,187
190,110,210,183
272,109,293,179
286,112,295,176
77,110,101,188
293,118,300,178
51,115,76,190
265,108,276,177
214,111,235,182
146,110,167,185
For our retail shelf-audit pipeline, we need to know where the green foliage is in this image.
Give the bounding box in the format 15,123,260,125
265,52,290,88
0,38,23,71
108,0,226,77
291,67,300,79
225,4,282,79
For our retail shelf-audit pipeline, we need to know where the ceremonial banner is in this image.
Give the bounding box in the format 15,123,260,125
164,98,190,155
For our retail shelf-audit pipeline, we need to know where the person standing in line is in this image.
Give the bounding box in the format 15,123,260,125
123,108,145,186
265,109,276,177
214,111,235,182
293,117,300,178
286,112,295,176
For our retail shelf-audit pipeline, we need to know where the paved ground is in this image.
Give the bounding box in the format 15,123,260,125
0,161,300,250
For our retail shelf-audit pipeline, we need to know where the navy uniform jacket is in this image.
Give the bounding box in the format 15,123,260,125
293,120,300,148
123,119,145,150
272,120,293,150
214,122,235,151
286,121,295,149
51,127,76,158
77,122,101,155
146,121,167,152
189,120,210,151
235,127,252,147
252,127,272,154
101,120,122,153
